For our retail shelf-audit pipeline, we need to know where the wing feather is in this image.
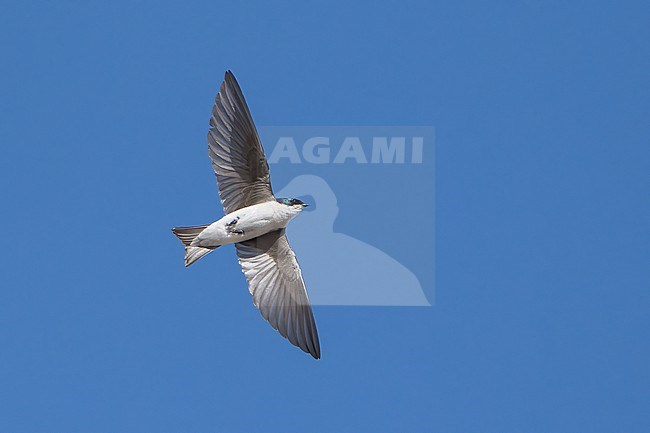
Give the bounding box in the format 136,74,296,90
236,229,321,359
208,71,275,214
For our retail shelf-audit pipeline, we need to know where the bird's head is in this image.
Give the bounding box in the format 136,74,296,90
277,197,309,211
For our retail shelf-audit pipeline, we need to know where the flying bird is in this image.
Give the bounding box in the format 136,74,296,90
172,71,320,359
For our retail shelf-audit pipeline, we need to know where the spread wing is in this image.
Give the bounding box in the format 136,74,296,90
208,71,275,214
236,229,321,359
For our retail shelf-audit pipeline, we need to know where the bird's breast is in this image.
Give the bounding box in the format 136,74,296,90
194,202,291,248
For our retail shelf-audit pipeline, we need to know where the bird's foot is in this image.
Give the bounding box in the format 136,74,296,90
226,217,239,227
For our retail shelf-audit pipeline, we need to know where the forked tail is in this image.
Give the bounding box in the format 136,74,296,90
171,225,218,267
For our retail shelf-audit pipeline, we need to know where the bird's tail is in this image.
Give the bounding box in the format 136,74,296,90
171,225,218,267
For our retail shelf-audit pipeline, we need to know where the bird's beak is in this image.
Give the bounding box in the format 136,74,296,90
302,204,309,208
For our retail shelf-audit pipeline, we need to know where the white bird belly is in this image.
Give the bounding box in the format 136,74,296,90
192,201,292,248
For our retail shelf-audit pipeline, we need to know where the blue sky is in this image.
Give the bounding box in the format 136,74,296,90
1,1,649,432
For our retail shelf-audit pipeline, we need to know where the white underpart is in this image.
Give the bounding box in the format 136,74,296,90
191,201,303,248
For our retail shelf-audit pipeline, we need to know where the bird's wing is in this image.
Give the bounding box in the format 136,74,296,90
236,229,321,359
208,71,275,214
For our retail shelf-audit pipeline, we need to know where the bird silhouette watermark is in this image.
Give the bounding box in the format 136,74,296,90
260,126,435,306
